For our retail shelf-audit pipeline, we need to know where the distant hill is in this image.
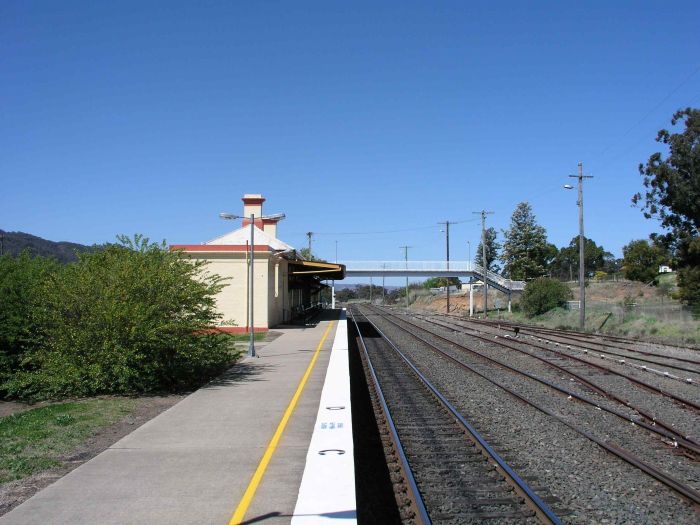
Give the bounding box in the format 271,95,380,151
0,230,94,263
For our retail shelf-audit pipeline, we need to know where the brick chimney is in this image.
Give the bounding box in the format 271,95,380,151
241,194,281,238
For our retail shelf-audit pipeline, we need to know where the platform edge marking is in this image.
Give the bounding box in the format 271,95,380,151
228,320,336,525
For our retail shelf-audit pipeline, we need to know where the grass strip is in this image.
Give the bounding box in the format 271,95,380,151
228,332,267,342
0,398,137,483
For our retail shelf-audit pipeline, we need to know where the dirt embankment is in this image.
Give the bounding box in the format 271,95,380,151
416,280,666,313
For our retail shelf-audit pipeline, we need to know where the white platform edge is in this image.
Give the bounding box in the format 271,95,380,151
291,310,357,524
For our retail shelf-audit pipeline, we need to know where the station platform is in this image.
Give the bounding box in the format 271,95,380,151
1,310,355,525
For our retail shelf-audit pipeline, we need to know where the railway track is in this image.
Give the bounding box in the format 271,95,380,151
406,310,700,450
472,316,700,365
359,304,700,523
405,311,700,455
411,310,700,412
350,307,562,524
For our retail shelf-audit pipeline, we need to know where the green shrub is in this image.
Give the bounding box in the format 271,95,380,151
0,253,59,383
520,278,573,317
3,235,236,400
678,264,700,315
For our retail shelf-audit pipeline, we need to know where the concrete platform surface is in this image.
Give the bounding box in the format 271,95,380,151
1,310,346,525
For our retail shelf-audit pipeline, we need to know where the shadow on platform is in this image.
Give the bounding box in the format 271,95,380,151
275,308,343,330
203,361,275,390
240,509,357,524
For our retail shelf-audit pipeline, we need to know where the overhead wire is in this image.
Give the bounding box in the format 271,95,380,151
595,64,700,163
288,217,480,237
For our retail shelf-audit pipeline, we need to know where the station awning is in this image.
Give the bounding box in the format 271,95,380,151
288,260,346,280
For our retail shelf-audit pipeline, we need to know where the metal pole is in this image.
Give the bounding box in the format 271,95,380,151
481,212,488,317
472,210,493,317
569,163,593,330
245,240,250,332
578,164,585,330
306,231,313,254
382,268,385,305
370,276,373,303
249,213,256,357
331,240,337,309
400,245,410,309
446,221,450,313
469,280,474,317
467,241,472,317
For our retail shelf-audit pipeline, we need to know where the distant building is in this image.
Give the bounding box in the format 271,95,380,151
430,284,460,294
658,265,673,274
171,194,344,332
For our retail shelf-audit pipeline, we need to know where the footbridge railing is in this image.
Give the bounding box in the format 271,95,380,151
340,261,525,293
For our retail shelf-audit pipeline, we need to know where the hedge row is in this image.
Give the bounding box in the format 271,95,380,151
0,235,235,400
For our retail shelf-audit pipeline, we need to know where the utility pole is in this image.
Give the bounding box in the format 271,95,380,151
467,240,472,317
382,266,386,305
306,231,313,255
569,162,593,330
438,221,452,313
473,210,494,317
249,213,256,357
400,245,411,309
332,240,338,309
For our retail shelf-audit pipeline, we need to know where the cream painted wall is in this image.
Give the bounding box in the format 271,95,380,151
189,252,293,330
267,257,287,327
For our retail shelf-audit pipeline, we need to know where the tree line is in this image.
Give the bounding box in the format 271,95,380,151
477,107,698,313
475,203,622,282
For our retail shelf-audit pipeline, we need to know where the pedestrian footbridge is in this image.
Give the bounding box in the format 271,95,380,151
340,261,525,294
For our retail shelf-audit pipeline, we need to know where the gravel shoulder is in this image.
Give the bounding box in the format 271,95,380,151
365,306,700,524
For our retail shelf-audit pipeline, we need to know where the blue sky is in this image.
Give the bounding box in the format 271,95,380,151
2,1,699,281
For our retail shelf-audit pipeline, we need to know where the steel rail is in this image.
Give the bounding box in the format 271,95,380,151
353,307,563,525
468,318,700,375
364,306,700,508
402,310,700,454
472,316,700,363
406,310,700,451
413,311,700,412
349,310,430,525
491,320,700,370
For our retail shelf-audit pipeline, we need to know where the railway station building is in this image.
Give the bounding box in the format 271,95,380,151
171,194,345,333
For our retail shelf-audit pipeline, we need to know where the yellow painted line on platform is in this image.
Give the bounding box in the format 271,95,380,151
228,320,336,525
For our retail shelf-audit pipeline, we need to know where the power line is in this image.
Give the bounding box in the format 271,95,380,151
598,63,700,159
303,218,479,236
